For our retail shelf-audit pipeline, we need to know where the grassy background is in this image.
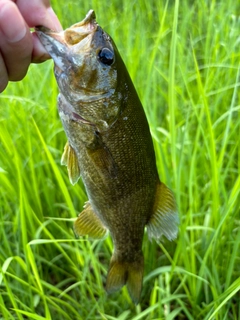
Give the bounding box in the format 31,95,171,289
0,0,240,319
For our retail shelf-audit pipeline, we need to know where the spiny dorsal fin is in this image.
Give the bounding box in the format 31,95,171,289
147,182,179,241
61,141,80,185
73,202,108,239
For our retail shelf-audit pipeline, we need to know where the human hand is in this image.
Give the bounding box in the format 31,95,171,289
0,0,62,92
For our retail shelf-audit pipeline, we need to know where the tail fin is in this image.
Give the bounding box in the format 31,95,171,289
106,254,144,304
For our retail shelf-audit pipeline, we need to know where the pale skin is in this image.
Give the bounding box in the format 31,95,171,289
0,0,62,92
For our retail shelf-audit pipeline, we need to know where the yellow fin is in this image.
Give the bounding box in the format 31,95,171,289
61,141,80,185
106,254,144,304
147,182,179,241
73,202,107,239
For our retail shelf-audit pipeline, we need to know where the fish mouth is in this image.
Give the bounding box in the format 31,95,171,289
35,10,98,71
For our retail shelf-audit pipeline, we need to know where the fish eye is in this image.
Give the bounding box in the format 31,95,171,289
98,48,114,66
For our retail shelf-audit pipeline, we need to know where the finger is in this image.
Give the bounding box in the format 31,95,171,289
16,0,62,31
31,32,51,63
0,52,8,92
0,1,33,81
15,0,62,63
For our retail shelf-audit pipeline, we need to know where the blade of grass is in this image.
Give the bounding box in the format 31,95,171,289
168,0,179,186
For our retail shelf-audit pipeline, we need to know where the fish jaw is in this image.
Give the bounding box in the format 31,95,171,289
36,28,70,73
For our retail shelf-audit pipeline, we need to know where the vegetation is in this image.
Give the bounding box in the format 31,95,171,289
0,0,239,319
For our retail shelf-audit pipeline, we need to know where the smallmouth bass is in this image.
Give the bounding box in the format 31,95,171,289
36,10,179,304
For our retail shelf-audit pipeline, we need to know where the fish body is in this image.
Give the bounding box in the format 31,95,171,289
36,10,179,304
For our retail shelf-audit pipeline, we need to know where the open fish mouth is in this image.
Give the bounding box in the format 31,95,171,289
35,9,97,43
35,10,97,72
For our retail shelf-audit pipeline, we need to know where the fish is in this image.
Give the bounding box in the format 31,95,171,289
36,10,179,304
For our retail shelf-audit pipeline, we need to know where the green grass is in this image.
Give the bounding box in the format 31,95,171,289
0,0,239,319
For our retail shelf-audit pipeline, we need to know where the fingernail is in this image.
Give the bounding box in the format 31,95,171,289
0,2,27,43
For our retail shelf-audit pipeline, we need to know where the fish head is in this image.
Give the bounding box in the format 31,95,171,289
36,10,123,131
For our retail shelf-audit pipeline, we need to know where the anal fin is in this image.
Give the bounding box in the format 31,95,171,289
61,141,80,185
147,181,179,241
73,202,107,239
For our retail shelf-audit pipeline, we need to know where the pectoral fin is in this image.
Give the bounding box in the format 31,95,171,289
147,182,179,241
73,202,108,239
87,144,117,179
61,141,80,185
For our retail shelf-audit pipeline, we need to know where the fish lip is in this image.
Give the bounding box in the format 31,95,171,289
35,26,65,44
71,9,96,28
35,26,52,33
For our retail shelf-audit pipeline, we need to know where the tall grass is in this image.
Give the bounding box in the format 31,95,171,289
0,0,239,319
